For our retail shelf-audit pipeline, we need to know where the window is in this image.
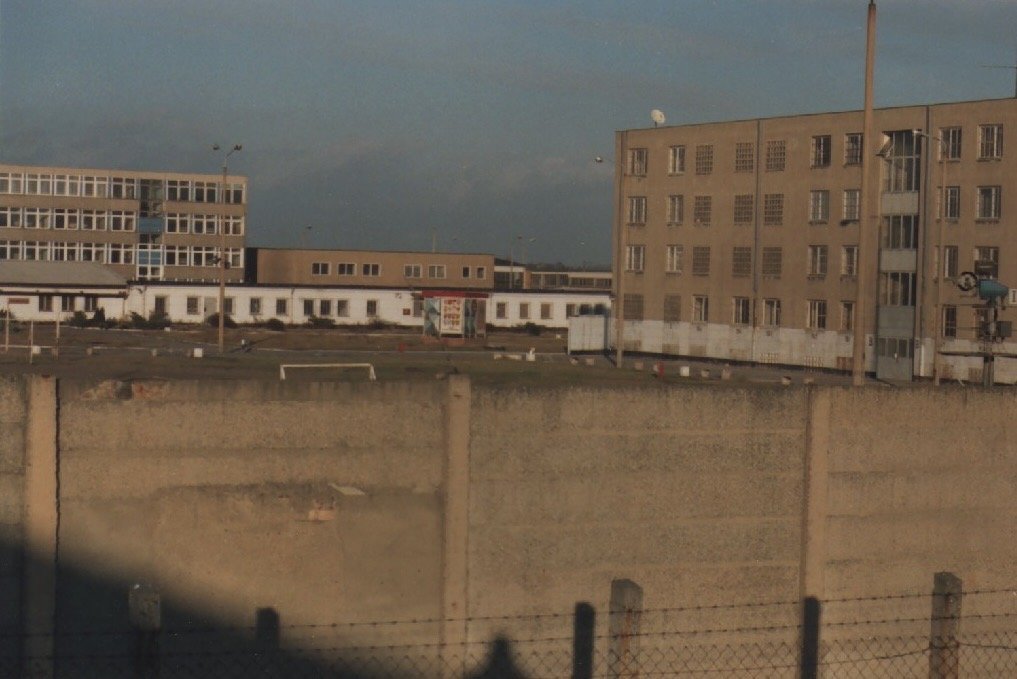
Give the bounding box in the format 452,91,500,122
110,177,136,199
366,300,378,316
695,145,713,174
763,194,783,226
185,297,199,315
625,245,645,272
942,186,960,220
884,130,921,192
476,266,486,279
879,272,917,306
839,302,854,332
627,196,647,225
974,246,999,279
663,295,681,322
693,195,711,226
941,127,962,160
732,246,752,277
811,135,831,168
109,211,136,232
809,190,830,222
668,145,686,174
302,299,314,317
762,247,782,278
496,302,507,319
765,140,786,171
882,215,919,249
622,294,643,321
692,295,709,323
763,299,781,327
540,303,552,320
628,148,648,176
841,245,858,276
276,298,288,315
362,263,380,276
977,186,1001,220
462,266,470,278
665,245,683,274
844,133,863,165
732,297,751,325
404,264,422,278
735,142,754,172
876,337,914,359
667,195,684,225
428,264,447,278
807,300,827,330
808,245,828,276
691,246,710,276
311,262,329,275
83,296,98,312
942,245,959,278
336,300,349,317
519,303,530,320
337,262,355,276
249,298,262,315
978,124,1003,159
843,189,860,221
38,295,53,312
319,300,332,317
733,194,754,224
943,306,957,338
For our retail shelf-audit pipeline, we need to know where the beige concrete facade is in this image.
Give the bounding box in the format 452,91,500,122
0,163,247,283
614,98,1017,379
251,247,495,290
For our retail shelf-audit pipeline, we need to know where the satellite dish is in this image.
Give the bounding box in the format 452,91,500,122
650,109,666,127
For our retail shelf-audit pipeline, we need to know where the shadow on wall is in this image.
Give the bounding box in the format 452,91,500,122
3,543,543,679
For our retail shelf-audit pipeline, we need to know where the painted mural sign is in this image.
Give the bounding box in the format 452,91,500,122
440,298,463,335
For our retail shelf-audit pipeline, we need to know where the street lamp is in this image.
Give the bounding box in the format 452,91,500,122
212,143,242,354
912,129,949,385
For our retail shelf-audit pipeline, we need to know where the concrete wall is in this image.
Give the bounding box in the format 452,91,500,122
6,376,1017,661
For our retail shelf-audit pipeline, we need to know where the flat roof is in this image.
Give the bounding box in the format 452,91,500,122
0,261,127,287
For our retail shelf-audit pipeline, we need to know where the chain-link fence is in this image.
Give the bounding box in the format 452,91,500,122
3,580,1016,677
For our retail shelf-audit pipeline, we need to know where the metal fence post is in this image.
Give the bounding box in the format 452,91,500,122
929,571,962,679
800,596,821,679
572,602,595,679
608,579,643,679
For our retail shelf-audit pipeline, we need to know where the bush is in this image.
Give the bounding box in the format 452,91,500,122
205,312,237,329
89,307,109,328
306,315,335,329
69,311,89,328
265,318,286,331
522,322,542,336
147,310,171,329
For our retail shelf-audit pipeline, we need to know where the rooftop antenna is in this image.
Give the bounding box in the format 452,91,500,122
650,109,666,127
979,46,1017,98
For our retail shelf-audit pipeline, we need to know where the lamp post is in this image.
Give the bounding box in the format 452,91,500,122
212,143,242,354
913,129,948,385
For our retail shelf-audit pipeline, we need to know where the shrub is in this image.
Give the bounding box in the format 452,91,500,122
306,315,335,329
265,318,286,331
205,312,237,329
147,310,171,329
69,311,89,328
88,307,108,328
522,322,542,336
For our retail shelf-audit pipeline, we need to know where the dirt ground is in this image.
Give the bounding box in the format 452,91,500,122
0,322,857,388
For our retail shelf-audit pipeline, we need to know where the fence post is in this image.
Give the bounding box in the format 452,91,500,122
608,579,643,679
800,597,821,679
929,571,962,679
128,584,161,679
572,602,595,679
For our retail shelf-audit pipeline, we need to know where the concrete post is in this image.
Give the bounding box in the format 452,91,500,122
22,376,58,679
572,602,595,679
608,579,643,679
929,572,962,679
799,597,821,679
440,375,471,677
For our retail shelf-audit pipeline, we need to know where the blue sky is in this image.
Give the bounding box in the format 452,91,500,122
2,1,1016,266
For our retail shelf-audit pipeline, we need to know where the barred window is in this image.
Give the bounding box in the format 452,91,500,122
622,293,644,320
695,144,714,174
732,246,752,277
809,190,830,222
765,140,786,171
811,135,831,168
735,142,754,172
763,193,783,225
844,133,862,165
665,244,683,274
693,195,712,226
762,247,782,277
843,189,860,221
733,194,754,224
663,295,681,322
692,246,711,276
667,195,684,225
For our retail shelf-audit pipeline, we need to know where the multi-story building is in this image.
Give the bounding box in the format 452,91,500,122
613,97,1017,381
0,163,247,283
248,247,495,290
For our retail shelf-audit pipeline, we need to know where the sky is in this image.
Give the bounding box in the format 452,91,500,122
2,1,1017,267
